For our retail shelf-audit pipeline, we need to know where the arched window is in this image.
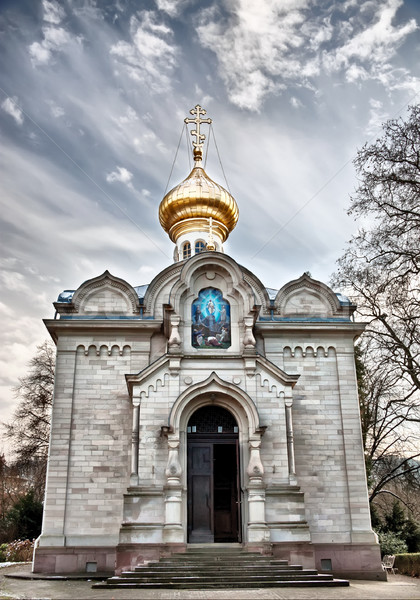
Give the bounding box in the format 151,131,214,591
183,242,191,259
195,240,206,254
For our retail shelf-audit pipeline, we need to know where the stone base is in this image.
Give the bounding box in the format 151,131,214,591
270,541,385,580
115,542,187,575
32,540,385,580
32,545,116,574
313,542,386,580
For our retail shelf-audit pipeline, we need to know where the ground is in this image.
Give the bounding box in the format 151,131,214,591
1,564,420,600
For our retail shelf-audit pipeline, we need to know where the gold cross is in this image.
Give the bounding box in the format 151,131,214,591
184,105,212,158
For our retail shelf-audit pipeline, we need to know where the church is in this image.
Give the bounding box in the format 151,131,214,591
33,105,383,580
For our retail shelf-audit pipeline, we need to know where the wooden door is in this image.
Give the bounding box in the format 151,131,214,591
213,443,239,542
187,443,214,542
188,438,240,543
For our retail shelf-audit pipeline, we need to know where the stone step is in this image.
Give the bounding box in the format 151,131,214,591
93,548,349,590
117,571,325,582
153,556,287,567
126,568,316,578
94,579,350,590
130,565,305,574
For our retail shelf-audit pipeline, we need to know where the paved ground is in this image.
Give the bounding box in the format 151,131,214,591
1,564,420,600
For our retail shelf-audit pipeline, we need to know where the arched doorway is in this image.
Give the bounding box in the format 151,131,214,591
187,405,241,543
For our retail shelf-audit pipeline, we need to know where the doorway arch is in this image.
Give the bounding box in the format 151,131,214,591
187,405,241,543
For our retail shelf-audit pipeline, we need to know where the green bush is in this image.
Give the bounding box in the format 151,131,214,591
395,553,420,577
5,491,43,541
0,543,8,561
378,530,408,556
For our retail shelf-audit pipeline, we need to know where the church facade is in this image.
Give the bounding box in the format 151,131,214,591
33,106,383,579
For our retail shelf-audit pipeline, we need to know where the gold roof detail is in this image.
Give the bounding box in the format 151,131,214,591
159,105,239,244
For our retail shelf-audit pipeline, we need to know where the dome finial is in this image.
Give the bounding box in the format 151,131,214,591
184,104,212,162
206,217,216,251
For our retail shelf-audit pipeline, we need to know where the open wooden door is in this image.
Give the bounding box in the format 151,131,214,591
187,404,241,544
187,442,214,543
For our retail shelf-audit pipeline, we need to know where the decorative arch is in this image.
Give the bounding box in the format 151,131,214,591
275,273,344,318
71,270,140,315
168,372,261,437
168,252,259,317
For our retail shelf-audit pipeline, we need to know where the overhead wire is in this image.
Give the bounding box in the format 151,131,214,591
0,86,172,260
250,89,420,261
164,123,185,196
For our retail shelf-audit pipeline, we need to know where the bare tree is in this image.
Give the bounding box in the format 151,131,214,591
356,342,420,512
333,104,420,405
332,105,420,511
3,341,55,501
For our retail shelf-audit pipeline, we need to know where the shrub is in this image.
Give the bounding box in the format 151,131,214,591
3,539,34,562
395,553,420,577
378,530,408,556
0,543,8,561
5,491,43,541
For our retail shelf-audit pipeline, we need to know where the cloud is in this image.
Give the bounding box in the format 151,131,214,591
324,0,418,80
29,26,80,66
0,271,31,293
1,97,24,125
155,0,190,18
290,96,303,109
110,11,177,92
196,1,314,111
196,0,418,111
106,166,134,188
28,0,82,66
42,0,66,25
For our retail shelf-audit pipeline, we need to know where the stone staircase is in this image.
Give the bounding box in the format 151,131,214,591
93,546,349,590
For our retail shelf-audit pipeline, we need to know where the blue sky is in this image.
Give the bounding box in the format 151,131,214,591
1,0,419,439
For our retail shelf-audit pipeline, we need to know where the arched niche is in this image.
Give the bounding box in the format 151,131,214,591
168,372,261,438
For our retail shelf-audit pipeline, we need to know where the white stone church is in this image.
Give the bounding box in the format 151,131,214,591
33,105,383,579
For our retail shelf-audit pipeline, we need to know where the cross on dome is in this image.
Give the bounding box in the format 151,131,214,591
184,104,212,160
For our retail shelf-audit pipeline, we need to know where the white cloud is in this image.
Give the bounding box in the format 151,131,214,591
0,271,31,293
29,23,82,66
1,97,24,125
155,0,189,18
115,107,138,125
196,1,311,111
46,99,65,117
110,11,177,92
106,166,134,188
326,0,418,77
42,0,66,24
290,96,303,109
196,0,418,111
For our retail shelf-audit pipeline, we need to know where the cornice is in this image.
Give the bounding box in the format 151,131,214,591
255,320,366,336
43,318,162,342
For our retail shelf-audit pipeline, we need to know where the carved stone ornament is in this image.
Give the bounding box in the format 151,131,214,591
243,316,256,349
165,439,182,486
168,315,181,350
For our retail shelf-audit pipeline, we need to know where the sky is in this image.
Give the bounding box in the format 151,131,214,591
1,0,420,450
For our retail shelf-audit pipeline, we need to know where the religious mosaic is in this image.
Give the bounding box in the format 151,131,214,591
191,288,231,349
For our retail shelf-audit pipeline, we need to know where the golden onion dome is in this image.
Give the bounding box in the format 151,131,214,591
159,163,239,243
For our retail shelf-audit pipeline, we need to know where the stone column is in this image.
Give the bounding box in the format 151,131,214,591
285,394,297,484
163,437,184,543
130,395,140,487
247,438,269,542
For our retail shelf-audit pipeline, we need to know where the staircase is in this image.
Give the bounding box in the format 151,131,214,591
93,546,349,590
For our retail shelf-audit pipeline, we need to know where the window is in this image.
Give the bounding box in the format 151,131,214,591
183,242,191,259
195,240,206,254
